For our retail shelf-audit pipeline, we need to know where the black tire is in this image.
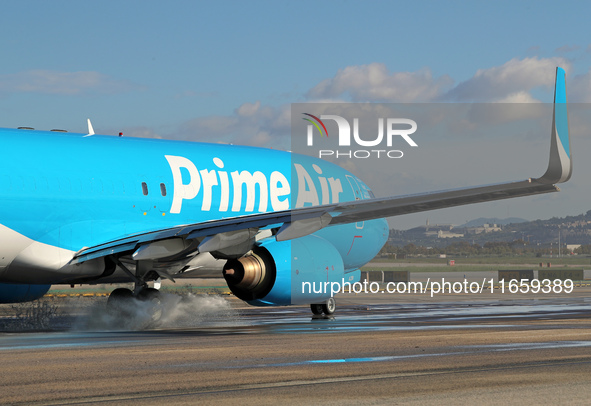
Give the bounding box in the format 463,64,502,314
322,297,336,315
109,287,133,299
310,303,324,315
137,287,163,322
106,288,134,316
137,287,160,301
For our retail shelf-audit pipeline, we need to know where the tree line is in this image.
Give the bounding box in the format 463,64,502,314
380,239,578,257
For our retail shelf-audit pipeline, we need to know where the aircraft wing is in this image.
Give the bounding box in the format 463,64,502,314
72,67,571,264
322,179,560,226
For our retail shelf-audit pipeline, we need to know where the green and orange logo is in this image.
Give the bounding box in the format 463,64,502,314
303,113,329,145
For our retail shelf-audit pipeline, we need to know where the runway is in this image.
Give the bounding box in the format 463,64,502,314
1,289,591,405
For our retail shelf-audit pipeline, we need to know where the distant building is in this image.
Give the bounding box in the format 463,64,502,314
465,223,502,234
423,221,464,239
435,230,464,239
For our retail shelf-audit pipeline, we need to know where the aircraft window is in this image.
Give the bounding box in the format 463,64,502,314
142,182,148,196
160,183,167,196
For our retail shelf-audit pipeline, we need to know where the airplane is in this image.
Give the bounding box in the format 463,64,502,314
0,67,572,318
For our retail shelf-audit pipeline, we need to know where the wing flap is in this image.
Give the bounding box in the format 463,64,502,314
72,208,326,263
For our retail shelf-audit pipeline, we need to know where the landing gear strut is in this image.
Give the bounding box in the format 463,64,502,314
105,259,163,325
310,297,336,316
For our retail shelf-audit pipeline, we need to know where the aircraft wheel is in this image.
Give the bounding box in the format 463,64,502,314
322,297,336,315
106,288,134,316
137,287,163,322
137,287,160,301
310,303,324,315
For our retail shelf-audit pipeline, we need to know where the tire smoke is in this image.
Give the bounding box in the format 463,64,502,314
73,293,241,331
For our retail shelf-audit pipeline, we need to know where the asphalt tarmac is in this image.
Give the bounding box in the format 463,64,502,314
1,288,591,405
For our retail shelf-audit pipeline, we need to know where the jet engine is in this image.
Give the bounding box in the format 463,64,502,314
223,235,358,306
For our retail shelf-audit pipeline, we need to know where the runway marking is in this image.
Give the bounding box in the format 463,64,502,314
241,340,591,368
27,357,591,405
161,340,591,371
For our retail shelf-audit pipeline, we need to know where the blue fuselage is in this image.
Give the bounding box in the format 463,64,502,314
0,129,388,285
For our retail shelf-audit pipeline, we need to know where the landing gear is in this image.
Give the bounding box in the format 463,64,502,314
106,288,134,315
310,303,324,315
137,287,160,301
310,297,336,316
322,297,336,315
136,287,163,322
106,286,163,326
104,257,165,327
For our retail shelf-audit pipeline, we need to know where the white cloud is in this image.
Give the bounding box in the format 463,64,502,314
0,70,142,96
236,101,262,117
443,57,570,102
459,91,546,126
176,101,291,148
306,63,453,102
167,57,575,148
304,58,569,104
495,91,541,103
567,70,591,103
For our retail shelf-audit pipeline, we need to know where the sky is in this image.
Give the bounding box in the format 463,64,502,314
2,0,591,231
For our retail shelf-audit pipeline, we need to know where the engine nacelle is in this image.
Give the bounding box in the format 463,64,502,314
0,283,51,303
223,235,359,306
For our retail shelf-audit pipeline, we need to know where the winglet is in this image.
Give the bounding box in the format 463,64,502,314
539,67,572,184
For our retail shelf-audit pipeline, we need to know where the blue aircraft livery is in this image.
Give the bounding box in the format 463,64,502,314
0,68,573,317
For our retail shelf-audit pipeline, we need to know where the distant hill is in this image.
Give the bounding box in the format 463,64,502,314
388,211,591,247
460,217,528,228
